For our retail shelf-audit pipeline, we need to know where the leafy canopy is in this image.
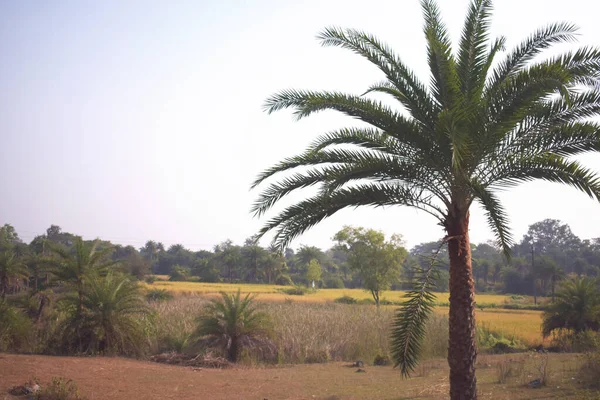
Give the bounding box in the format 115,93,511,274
334,226,407,305
252,1,600,258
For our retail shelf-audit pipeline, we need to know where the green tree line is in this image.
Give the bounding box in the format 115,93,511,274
1,218,599,298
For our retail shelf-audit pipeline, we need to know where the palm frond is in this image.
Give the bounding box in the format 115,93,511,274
457,0,493,98
489,155,600,201
391,249,440,376
422,0,461,108
469,180,513,258
258,183,445,250
317,27,437,127
486,22,579,94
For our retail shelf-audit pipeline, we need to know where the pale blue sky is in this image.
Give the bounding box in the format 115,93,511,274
1,0,599,250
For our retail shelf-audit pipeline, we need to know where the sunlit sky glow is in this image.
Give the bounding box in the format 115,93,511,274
1,0,599,250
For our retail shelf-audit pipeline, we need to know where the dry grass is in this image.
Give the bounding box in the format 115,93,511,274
0,353,595,400
150,295,543,364
147,283,547,348
151,297,450,363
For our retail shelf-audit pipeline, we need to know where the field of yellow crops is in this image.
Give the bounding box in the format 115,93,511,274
147,280,533,304
146,281,545,345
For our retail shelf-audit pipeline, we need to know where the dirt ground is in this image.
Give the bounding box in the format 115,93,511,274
0,353,595,400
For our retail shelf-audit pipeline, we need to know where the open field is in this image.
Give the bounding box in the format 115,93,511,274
147,281,546,345
146,281,544,306
1,353,595,400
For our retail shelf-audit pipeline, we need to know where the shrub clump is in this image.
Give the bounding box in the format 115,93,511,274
334,295,357,304
146,288,173,302
549,330,600,353
0,301,34,352
35,377,86,400
274,274,294,286
578,351,600,389
325,277,345,289
168,265,191,282
373,353,391,366
279,286,307,296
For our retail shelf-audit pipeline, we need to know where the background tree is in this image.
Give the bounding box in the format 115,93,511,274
0,252,28,299
334,226,407,306
0,224,22,251
251,0,600,397
305,259,322,286
539,257,565,302
48,237,116,315
213,240,242,283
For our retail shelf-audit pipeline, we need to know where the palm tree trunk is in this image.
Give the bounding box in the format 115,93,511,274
447,212,477,400
229,337,239,362
1,276,7,300
78,280,84,316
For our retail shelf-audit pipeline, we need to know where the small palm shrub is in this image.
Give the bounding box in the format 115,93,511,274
0,251,29,299
56,272,151,356
542,277,600,337
334,295,357,304
195,290,274,362
0,300,34,352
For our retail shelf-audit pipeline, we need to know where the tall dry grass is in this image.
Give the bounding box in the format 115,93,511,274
150,295,450,364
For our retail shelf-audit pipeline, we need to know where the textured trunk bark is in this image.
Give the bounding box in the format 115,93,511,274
229,337,239,362
447,211,477,400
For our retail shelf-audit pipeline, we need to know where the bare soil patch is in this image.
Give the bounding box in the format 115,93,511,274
0,353,592,399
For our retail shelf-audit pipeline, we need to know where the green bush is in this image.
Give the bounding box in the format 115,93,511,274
169,265,191,282
334,295,357,304
275,274,294,286
550,330,600,352
325,277,345,289
146,288,173,302
35,377,86,400
373,353,391,366
0,301,34,352
476,324,524,353
279,286,307,296
145,275,158,284
578,351,600,389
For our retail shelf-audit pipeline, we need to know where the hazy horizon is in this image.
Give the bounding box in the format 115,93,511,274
2,0,599,252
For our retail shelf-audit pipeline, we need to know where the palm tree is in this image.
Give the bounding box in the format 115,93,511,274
541,260,566,302
48,237,116,315
0,252,28,299
195,290,272,362
542,277,600,336
251,1,600,397
58,272,149,355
